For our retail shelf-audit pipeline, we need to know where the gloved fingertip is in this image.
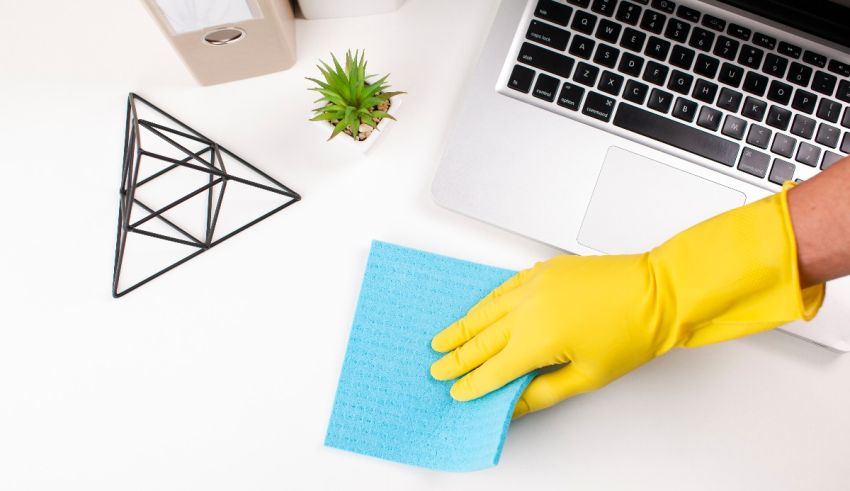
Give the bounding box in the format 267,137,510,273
430,334,449,353
449,381,475,402
429,360,452,381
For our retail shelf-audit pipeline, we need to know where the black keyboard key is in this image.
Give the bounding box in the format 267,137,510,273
648,87,674,112
599,70,625,95
596,19,622,43
817,99,842,124
843,107,850,129
766,105,792,131
533,73,560,102
787,62,813,87
623,79,649,103
591,0,618,17
752,32,776,50
645,36,670,61
812,71,837,96
574,62,600,86
519,43,576,78
842,132,850,153
640,10,667,34
508,65,535,93
643,61,668,85
618,52,644,76
567,0,591,6
791,89,817,114
535,0,573,26
594,43,620,68
672,97,698,122
767,80,793,105
838,80,850,104
796,142,820,167
769,159,796,185
693,78,718,103
569,35,597,59
742,72,768,97
620,27,646,51
651,0,675,13
557,82,585,110
828,60,850,77
664,19,690,43
822,151,843,170
778,41,801,59
746,124,771,149
791,114,816,139
717,88,743,112
816,123,840,148
762,53,788,78
718,63,744,88
803,50,827,68
713,36,739,61
772,134,796,158
582,91,617,121
702,14,725,32
727,23,751,41
527,20,571,51
572,10,598,34
693,54,719,78
738,45,764,69
738,148,770,178
676,5,700,22
689,27,714,52
670,45,695,69
741,96,767,122
614,102,741,166
722,114,747,140
697,105,722,131
668,70,693,94
616,1,643,25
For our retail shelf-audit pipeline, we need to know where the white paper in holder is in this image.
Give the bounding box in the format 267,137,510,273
154,0,258,34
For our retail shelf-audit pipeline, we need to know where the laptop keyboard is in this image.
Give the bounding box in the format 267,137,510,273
505,0,850,187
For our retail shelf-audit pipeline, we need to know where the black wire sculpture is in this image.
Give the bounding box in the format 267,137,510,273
112,93,301,297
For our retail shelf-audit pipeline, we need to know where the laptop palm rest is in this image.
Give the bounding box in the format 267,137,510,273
577,147,747,254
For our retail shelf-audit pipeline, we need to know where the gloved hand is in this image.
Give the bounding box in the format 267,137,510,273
430,185,825,418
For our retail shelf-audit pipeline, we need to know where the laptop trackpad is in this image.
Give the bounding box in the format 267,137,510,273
577,147,746,254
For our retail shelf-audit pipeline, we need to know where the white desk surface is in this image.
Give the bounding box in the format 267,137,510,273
2,1,849,489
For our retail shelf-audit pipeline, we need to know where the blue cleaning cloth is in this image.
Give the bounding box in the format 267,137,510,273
325,241,533,472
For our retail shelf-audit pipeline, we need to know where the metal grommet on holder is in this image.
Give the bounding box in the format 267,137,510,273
202,27,246,46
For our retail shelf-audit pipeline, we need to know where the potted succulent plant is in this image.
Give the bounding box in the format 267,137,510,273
307,50,404,152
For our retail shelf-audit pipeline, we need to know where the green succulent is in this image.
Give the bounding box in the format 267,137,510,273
307,50,404,141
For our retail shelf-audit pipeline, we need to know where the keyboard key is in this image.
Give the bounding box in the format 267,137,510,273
614,102,741,166
676,5,700,22
508,65,535,93
596,19,622,43
828,60,850,77
766,80,793,105
738,148,770,177
822,150,843,170
796,142,820,167
582,91,617,121
664,19,690,43
771,133,796,158
812,71,837,96
843,132,850,153
557,82,585,110
670,45,695,69
574,62,600,86
643,60,668,85
623,79,649,103
535,0,573,26
717,88,743,112
817,99,842,124
843,107,850,129
768,159,795,185
693,78,718,103
713,36,739,61
594,43,620,68
722,115,747,140
616,1,643,25
648,88,674,113
787,62,813,87
572,10,598,34
689,27,714,51
569,35,596,59
702,14,725,32
778,42,801,59
533,73,560,102
752,32,776,50
519,43,576,78
791,90,817,114
741,97,767,122
620,27,646,51
762,53,788,78
838,80,850,104
591,0,619,16
640,9,667,34
738,45,764,69
791,115,816,139
527,20,571,51
672,97,698,122
816,123,840,148
651,0,675,13
693,54,719,78
645,36,670,61
727,23,751,41
803,50,827,68
766,105,792,131
599,70,625,95
668,70,693,95
618,52,644,76
742,72,768,97
718,63,744,88
746,124,771,149
697,105,722,131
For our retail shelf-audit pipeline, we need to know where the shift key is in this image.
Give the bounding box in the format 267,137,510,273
518,42,575,78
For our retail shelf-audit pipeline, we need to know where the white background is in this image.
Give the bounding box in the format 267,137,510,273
1,0,849,489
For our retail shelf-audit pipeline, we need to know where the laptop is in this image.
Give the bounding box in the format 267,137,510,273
432,0,850,351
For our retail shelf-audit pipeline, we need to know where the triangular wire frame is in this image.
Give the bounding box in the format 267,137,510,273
112,93,301,298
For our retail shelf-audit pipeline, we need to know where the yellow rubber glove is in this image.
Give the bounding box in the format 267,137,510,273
430,185,825,418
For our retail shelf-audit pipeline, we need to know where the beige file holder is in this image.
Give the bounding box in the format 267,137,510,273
141,0,296,86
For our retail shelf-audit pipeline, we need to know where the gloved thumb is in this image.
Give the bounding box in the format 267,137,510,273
513,364,596,419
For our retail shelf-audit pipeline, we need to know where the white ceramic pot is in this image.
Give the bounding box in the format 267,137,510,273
298,0,405,19
315,95,402,154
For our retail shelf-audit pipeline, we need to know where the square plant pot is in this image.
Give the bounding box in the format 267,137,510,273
314,95,402,154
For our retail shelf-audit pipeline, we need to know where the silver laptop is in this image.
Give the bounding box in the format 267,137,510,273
433,0,850,351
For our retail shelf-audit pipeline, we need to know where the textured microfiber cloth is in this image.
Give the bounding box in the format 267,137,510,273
325,241,533,472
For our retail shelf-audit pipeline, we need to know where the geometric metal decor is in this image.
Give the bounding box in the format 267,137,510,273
112,93,301,297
